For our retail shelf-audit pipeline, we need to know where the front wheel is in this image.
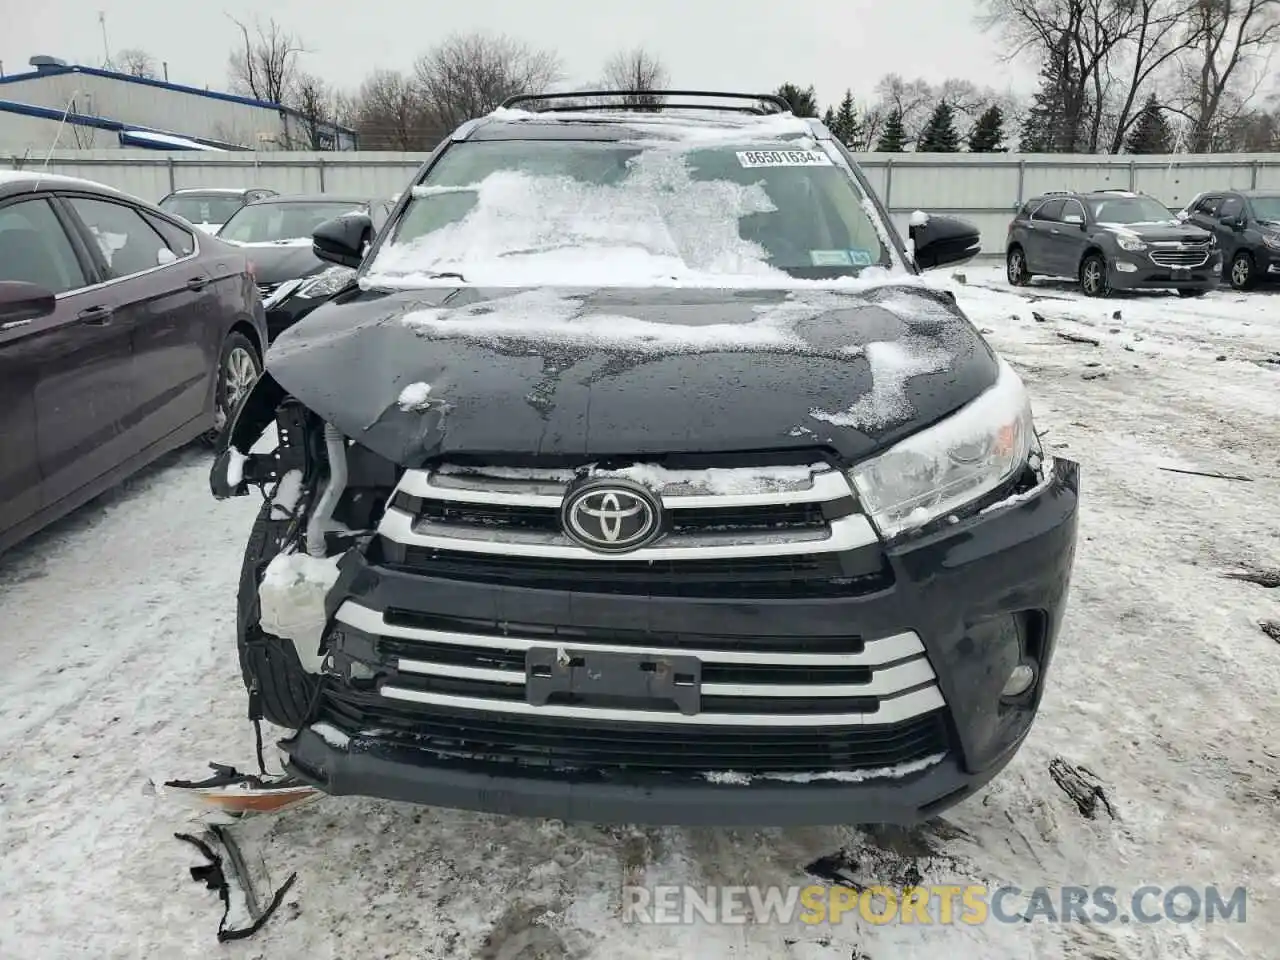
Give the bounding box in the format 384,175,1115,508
207,331,261,444
1229,251,1257,291
1079,254,1111,298
1007,246,1031,286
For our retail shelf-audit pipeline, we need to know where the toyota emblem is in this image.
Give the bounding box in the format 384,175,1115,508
561,479,663,553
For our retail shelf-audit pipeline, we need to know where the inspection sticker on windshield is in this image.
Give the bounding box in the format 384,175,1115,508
736,150,833,167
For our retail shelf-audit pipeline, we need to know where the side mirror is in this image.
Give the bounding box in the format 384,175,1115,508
909,212,981,270
313,212,374,269
0,280,56,325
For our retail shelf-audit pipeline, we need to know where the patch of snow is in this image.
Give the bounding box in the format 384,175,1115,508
309,722,350,748
397,381,434,411
257,550,342,673
224,447,248,487
809,337,954,429
909,210,929,227
269,469,304,520
978,456,1057,517
487,106,816,145
401,285,928,356
595,462,824,496
703,753,947,785
436,463,579,483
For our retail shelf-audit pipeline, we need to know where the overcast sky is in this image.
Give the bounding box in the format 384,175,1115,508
1,0,1036,108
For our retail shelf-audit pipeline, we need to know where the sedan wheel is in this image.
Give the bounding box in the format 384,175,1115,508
1007,247,1030,286
208,333,262,442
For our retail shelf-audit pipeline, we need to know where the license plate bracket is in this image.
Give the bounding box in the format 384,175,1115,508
525,648,702,715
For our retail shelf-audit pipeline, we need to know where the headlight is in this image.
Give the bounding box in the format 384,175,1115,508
295,265,357,299
1116,235,1147,252
848,357,1034,538
1262,233,1280,251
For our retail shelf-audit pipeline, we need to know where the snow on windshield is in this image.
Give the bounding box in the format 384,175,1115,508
370,151,782,288
364,139,900,289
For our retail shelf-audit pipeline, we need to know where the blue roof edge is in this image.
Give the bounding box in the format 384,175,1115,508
0,64,358,136
0,98,251,151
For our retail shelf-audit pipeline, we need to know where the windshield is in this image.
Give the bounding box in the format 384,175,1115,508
366,139,894,287
218,201,366,244
159,194,244,225
1088,196,1176,224
1250,196,1280,223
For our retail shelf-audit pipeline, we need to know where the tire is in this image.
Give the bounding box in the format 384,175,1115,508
1229,251,1257,291
205,331,262,445
1007,246,1031,286
1177,288,1206,298
236,501,320,730
1079,253,1111,297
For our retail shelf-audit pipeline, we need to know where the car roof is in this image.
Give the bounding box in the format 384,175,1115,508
252,194,372,205
454,93,825,145
0,170,130,198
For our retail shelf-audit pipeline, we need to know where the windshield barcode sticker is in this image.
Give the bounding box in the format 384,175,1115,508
736,150,833,168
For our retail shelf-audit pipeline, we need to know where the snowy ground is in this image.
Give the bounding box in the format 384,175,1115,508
1,265,1277,959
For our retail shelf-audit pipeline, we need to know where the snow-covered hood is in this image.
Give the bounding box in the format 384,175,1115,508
264,283,998,468
1098,220,1211,243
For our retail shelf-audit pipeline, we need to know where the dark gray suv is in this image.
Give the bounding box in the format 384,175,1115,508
1177,190,1280,290
1006,189,1221,298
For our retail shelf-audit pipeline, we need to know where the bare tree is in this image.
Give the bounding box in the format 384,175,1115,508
413,32,562,144
349,69,429,150
226,15,305,105
1174,0,1280,150
600,48,668,107
114,48,158,79
291,71,340,150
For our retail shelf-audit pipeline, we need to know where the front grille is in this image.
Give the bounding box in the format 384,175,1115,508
328,600,947,734
1149,249,1210,267
375,459,884,597
318,689,951,774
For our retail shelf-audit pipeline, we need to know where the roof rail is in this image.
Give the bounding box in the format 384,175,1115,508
500,90,793,116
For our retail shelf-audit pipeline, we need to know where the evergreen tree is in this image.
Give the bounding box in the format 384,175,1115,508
1124,95,1173,154
829,89,863,149
822,106,837,130
875,109,906,151
1019,39,1088,152
775,83,818,118
968,104,1005,152
918,101,960,152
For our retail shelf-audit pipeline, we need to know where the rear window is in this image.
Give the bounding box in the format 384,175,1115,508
159,194,244,225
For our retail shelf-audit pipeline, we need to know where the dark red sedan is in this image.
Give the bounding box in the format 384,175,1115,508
0,171,268,554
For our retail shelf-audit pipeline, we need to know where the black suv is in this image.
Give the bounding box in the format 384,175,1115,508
209,91,1080,827
1177,189,1280,290
1006,189,1220,297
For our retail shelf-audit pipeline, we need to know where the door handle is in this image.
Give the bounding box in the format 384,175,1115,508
77,305,114,325
186,276,210,291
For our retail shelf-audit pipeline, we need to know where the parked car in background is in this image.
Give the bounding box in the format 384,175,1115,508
0,171,267,555
1007,189,1220,297
215,193,395,339
158,187,278,234
1177,189,1280,290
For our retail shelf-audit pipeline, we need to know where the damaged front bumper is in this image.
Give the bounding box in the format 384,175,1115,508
274,456,1080,827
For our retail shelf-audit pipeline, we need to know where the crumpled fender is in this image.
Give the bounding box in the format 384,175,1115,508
210,372,287,499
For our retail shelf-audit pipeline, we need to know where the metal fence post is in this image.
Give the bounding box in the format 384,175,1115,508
1251,160,1259,189
1016,159,1025,204
167,156,176,194
884,158,894,209
317,156,326,192
1128,160,1136,191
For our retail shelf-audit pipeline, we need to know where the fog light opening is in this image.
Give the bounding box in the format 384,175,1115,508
1001,661,1038,699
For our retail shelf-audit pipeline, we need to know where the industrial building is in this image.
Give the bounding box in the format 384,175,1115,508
0,56,357,153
